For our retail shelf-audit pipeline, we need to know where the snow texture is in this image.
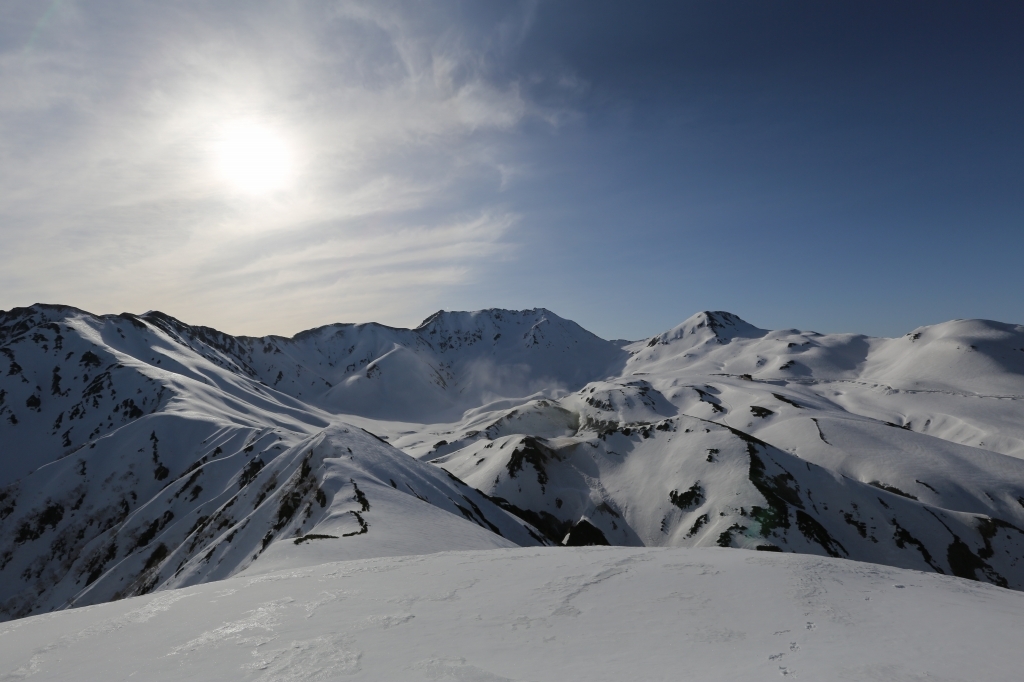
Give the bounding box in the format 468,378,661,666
2,547,1023,681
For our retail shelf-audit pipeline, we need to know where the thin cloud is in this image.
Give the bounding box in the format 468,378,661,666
0,1,565,334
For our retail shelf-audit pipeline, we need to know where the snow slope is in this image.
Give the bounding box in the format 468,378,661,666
628,311,1024,455
430,390,1024,587
2,546,1023,681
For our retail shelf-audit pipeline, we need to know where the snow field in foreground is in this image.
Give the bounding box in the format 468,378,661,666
1,546,1022,681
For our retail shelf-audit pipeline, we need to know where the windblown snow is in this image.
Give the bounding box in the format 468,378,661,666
2,304,1024,679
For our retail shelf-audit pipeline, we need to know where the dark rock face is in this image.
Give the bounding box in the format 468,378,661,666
563,519,610,547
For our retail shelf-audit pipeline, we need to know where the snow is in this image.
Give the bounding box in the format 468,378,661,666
2,546,1022,681
415,310,1024,587
3,301,1024,675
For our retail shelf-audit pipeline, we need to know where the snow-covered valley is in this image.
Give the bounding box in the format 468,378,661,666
2,303,1024,679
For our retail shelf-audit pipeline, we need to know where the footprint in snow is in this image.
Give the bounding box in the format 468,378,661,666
366,613,414,629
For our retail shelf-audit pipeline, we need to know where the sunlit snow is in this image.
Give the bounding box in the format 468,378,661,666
2,304,1024,679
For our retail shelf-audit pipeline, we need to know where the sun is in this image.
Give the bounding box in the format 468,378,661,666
214,121,293,194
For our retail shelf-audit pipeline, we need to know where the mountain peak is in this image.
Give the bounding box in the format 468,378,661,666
687,310,756,332
649,311,764,347
415,307,558,331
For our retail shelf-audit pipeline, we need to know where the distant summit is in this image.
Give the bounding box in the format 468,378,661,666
653,310,765,345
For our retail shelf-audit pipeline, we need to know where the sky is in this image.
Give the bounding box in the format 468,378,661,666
0,1,1021,341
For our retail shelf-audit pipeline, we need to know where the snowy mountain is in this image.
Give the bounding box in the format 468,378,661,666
0,305,554,621
420,311,1024,586
140,306,626,423
3,304,1024,624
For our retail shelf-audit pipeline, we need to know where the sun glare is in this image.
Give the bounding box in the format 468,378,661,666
214,121,293,195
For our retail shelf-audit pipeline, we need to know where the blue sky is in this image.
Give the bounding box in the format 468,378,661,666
0,1,1020,340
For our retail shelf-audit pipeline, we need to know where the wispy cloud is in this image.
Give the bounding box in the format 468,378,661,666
0,0,564,334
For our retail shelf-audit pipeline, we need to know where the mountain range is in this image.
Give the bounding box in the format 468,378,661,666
3,303,1024,625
